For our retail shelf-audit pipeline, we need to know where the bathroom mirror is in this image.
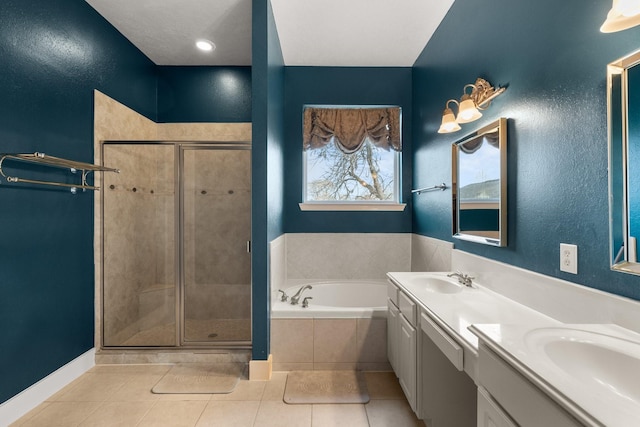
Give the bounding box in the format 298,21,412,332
452,118,507,246
608,49,640,275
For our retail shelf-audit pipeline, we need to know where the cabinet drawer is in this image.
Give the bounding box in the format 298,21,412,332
420,312,463,371
387,281,399,306
478,344,583,427
398,290,417,327
477,387,517,427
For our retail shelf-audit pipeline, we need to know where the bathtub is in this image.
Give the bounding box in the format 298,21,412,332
272,280,388,318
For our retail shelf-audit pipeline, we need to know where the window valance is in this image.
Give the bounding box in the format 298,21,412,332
303,107,401,154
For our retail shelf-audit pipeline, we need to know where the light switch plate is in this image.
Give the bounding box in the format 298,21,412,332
560,243,578,274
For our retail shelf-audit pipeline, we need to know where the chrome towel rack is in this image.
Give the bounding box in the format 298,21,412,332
0,152,119,193
411,183,449,195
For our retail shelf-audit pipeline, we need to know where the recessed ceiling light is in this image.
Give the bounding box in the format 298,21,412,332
196,40,215,52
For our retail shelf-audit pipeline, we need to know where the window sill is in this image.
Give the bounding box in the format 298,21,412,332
298,203,406,212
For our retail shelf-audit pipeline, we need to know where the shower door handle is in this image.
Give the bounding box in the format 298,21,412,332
246,240,251,253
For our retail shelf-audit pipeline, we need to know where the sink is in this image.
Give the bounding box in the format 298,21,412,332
524,327,640,403
410,276,464,294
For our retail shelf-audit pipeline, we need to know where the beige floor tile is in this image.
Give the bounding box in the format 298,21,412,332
108,374,163,401
137,400,208,427
77,401,155,427
55,373,130,402
261,372,287,401
156,392,212,401
19,401,101,427
195,400,260,427
364,371,405,399
311,404,369,427
273,362,313,372
89,364,172,375
254,401,312,427
10,402,50,426
209,379,266,401
365,400,425,427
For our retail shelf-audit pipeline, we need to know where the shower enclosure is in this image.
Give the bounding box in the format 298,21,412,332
101,142,251,348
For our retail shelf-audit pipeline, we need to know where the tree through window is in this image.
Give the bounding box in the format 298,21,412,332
302,106,401,204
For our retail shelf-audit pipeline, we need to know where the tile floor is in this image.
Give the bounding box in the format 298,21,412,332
10,365,425,427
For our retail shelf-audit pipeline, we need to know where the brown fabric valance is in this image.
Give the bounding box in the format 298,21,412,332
303,107,402,153
459,130,500,154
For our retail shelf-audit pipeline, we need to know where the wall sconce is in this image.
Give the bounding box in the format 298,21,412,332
437,77,506,134
601,0,640,32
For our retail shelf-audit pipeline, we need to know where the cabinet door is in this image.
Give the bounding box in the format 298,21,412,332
477,387,517,427
387,300,400,374
399,313,417,412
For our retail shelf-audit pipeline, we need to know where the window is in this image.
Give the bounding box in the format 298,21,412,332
301,106,405,211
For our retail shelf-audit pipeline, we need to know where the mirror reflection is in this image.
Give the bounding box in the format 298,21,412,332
609,49,640,274
452,118,507,247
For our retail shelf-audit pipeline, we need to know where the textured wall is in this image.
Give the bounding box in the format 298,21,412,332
0,0,157,404
251,0,285,360
412,0,640,300
282,67,413,233
157,66,252,123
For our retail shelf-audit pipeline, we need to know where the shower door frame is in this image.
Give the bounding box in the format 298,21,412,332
100,141,252,350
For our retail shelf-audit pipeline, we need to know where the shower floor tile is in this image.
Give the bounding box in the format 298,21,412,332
118,318,251,346
11,366,424,427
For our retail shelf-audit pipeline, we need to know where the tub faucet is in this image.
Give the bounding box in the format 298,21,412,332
290,285,312,305
447,272,474,287
277,289,289,302
302,296,313,308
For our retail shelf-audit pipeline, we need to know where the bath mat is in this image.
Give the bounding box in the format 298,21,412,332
283,371,369,404
151,363,245,394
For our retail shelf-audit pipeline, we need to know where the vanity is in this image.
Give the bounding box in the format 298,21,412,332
386,260,640,427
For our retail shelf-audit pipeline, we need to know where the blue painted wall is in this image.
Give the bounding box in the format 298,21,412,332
251,0,285,360
413,0,640,300
0,0,157,404
157,66,252,123
283,67,413,233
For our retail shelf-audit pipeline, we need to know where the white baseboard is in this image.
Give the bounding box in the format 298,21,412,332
0,348,95,426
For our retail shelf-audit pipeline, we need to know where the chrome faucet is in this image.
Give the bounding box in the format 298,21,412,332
447,272,474,287
277,289,289,302
290,285,312,305
302,296,313,308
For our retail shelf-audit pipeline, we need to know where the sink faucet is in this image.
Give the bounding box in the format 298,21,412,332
447,272,474,287
290,285,312,305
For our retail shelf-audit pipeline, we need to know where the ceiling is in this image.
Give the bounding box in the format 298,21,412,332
85,0,454,67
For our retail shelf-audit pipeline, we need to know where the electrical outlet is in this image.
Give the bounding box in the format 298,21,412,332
560,243,578,274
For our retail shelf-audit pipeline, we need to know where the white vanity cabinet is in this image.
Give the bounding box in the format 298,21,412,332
477,343,583,427
387,281,418,413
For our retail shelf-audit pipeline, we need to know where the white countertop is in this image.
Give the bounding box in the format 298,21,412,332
387,271,640,427
471,323,640,427
386,271,557,351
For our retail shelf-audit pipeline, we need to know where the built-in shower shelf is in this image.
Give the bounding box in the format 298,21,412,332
0,152,119,193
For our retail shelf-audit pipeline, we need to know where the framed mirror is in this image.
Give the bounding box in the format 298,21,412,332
608,49,640,275
452,118,507,246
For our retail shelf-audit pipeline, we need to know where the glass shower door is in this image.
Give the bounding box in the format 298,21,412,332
181,146,251,344
102,144,177,347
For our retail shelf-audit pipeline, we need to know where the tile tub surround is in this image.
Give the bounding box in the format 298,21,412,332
271,318,390,371
285,233,412,281
269,233,453,297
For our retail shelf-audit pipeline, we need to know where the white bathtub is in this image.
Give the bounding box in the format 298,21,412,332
272,280,388,318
